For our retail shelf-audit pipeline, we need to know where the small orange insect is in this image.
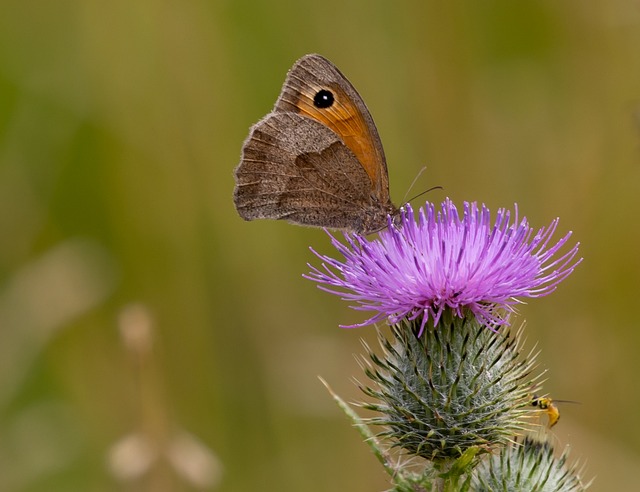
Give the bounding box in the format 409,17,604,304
529,394,579,428
530,395,561,428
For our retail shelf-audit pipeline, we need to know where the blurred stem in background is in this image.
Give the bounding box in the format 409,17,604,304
109,303,222,491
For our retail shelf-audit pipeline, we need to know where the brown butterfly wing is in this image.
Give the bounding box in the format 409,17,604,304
233,54,396,234
234,111,390,234
274,54,391,205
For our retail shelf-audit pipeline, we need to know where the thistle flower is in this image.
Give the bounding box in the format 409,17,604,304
306,199,581,334
307,199,589,489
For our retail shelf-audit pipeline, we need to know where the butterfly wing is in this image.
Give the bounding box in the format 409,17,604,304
274,54,391,204
234,111,388,234
233,54,396,234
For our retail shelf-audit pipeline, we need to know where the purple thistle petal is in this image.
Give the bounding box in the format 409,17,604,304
304,199,581,334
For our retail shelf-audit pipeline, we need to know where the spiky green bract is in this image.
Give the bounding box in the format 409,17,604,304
471,437,591,491
358,313,538,462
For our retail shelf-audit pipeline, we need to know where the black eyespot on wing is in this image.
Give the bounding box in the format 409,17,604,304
313,89,334,108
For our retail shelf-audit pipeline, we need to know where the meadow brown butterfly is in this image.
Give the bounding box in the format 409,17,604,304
233,54,397,235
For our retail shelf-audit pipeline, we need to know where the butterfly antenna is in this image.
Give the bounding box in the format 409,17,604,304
405,186,443,206
402,166,427,203
401,166,444,207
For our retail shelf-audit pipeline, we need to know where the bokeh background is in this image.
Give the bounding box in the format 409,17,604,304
1,1,639,491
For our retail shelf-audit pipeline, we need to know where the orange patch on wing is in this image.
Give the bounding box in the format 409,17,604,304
294,85,383,191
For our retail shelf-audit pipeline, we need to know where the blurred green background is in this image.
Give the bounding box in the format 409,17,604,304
1,0,639,490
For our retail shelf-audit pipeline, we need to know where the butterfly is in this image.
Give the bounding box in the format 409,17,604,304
233,54,397,235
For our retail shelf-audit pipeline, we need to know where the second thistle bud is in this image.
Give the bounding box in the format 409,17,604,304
471,437,590,491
